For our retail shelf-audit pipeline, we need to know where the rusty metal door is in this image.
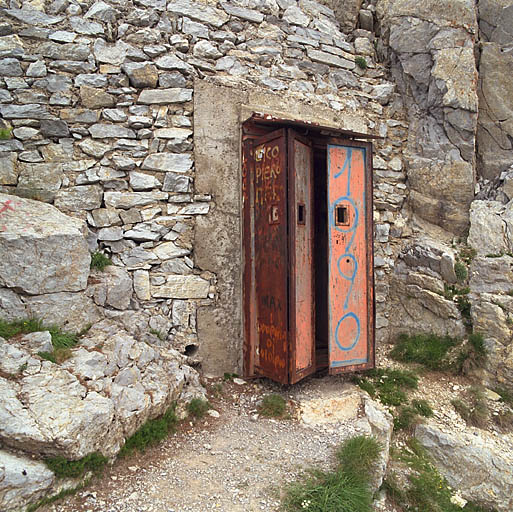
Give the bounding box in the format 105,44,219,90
252,129,289,384
288,130,316,383
327,140,375,374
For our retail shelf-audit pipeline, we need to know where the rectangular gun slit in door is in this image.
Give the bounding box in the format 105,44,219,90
242,117,376,385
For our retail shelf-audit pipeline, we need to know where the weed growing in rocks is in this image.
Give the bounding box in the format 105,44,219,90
45,452,108,479
459,246,477,265
281,436,381,512
0,318,79,364
90,251,112,271
26,481,89,512
493,386,513,405
0,127,12,140
454,261,468,282
451,387,489,428
384,439,496,512
119,404,178,457
353,368,418,407
258,393,287,418
455,333,487,374
390,333,460,370
149,328,165,340
411,399,434,418
187,398,211,419
355,56,368,70
0,318,45,339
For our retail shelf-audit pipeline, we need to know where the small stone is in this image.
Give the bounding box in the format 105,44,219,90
0,58,23,76
26,60,47,77
207,409,220,418
233,378,246,385
193,40,222,60
40,120,70,138
88,123,136,139
142,153,192,173
137,88,193,105
122,62,159,89
80,86,115,109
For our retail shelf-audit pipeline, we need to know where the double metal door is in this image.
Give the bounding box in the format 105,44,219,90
243,128,374,384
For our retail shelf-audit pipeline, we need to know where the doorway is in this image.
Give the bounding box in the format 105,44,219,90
242,114,376,385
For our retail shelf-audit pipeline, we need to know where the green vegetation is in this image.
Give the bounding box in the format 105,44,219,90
258,393,287,418
0,127,12,140
493,386,513,406
45,452,108,479
0,318,79,365
353,368,418,407
149,328,165,340
90,251,112,271
393,400,433,432
187,398,211,419
223,372,239,381
456,333,487,374
281,436,381,512
119,404,178,457
390,333,460,371
459,246,477,265
443,284,470,300
355,56,368,70
384,439,497,512
411,399,434,418
451,387,489,428
454,261,468,282
26,481,89,512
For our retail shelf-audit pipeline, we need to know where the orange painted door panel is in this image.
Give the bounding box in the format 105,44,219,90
327,141,375,373
288,130,315,384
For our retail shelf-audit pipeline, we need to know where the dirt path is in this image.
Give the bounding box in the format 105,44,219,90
44,375,383,512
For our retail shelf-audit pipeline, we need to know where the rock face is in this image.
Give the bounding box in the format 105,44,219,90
298,384,393,492
377,0,478,236
416,423,513,512
0,450,55,512
0,194,90,295
477,1,513,179
0,320,204,461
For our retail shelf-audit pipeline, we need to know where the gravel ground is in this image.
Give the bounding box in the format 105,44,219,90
42,374,383,512
39,344,510,512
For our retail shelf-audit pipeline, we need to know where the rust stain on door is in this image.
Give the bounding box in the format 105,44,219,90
253,129,288,384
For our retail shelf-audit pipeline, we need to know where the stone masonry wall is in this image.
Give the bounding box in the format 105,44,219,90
0,0,410,371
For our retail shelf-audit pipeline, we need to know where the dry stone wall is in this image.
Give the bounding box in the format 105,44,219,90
0,0,409,364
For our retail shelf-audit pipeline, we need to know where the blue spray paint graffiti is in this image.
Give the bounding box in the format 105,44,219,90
328,146,367,366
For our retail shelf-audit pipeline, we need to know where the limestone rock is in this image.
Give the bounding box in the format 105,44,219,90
151,275,210,298
16,162,63,202
468,200,513,256
416,423,513,512
167,0,229,28
138,88,193,105
470,256,513,294
0,449,54,512
122,62,159,88
54,185,103,211
141,152,192,172
22,292,103,334
477,43,513,179
0,194,90,295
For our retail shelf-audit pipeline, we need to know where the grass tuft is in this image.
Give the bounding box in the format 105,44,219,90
187,398,211,419
411,399,434,418
355,56,368,70
454,261,468,282
390,333,459,370
45,452,108,479
281,436,381,512
451,387,489,428
393,406,418,432
90,251,112,271
119,404,178,457
0,318,44,339
354,368,418,407
0,127,12,140
493,386,513,405
335,435,382,477
259,393,287,418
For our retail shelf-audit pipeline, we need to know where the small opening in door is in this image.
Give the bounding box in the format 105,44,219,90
297,203,306,225
335,205,349,226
